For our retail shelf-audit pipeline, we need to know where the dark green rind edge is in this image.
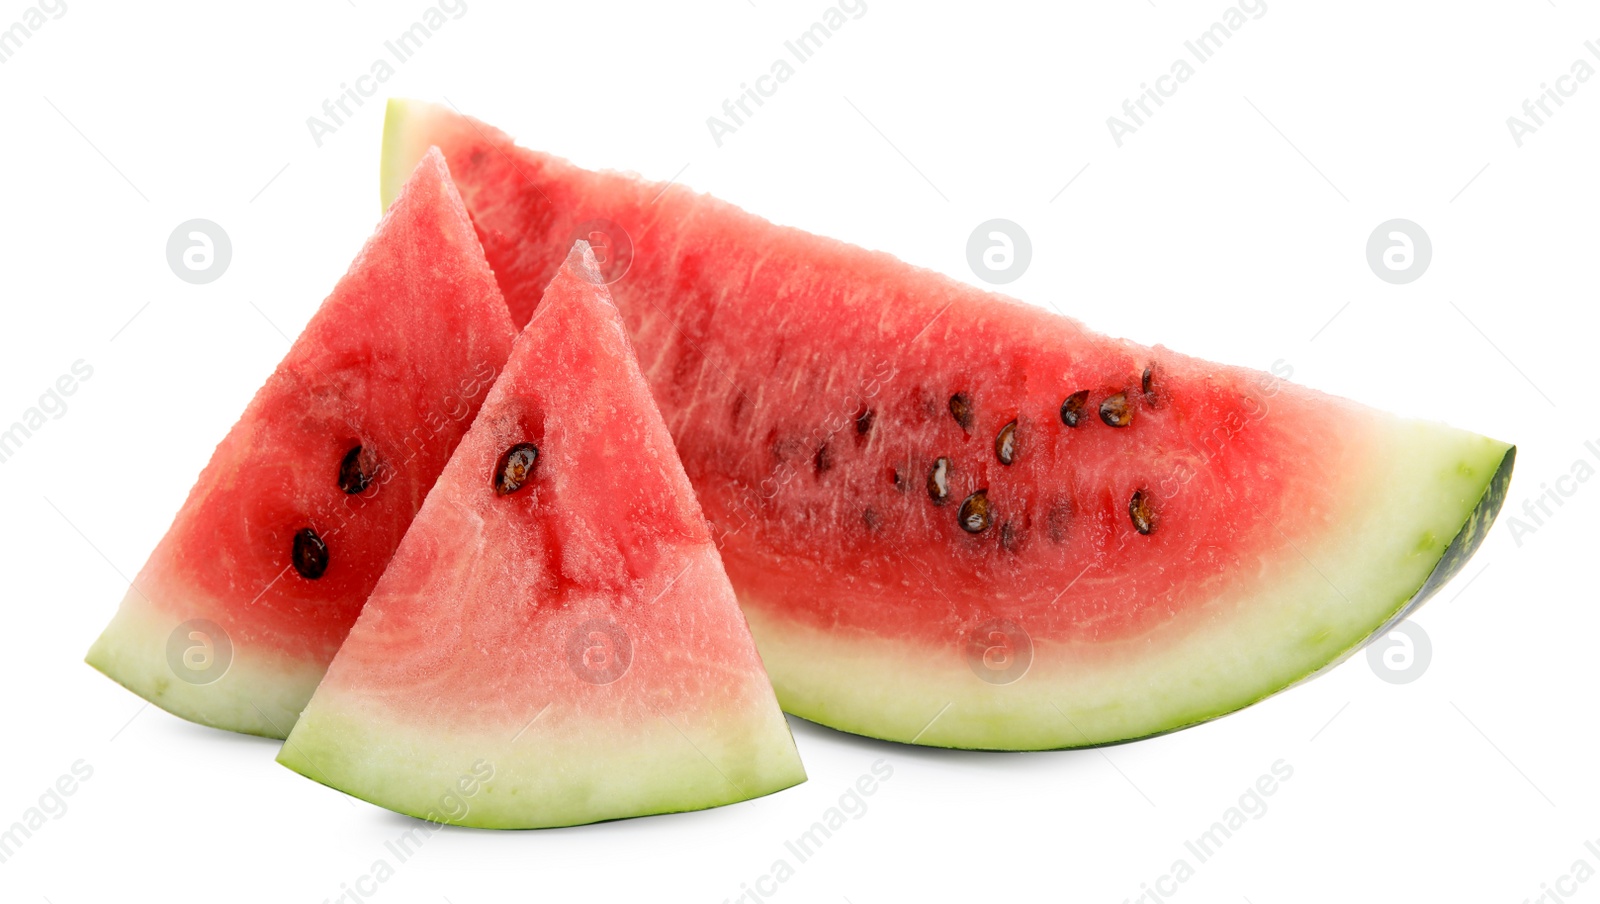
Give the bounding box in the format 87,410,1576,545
1366,444,1516,639
275,747,806,831
799,444,1517,752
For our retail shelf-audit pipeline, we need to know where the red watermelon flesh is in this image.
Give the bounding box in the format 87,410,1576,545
383,100,1513,750
279,243,805,828
86,149,516,738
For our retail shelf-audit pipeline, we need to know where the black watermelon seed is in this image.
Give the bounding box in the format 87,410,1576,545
494,443,540,496
1060,390,1089,427
949,393,974,431
1142,365,1159,407
855,406,875,437
958,490,993,534
292,528,328,579
1129,490,1156,535
814,443,833,474
1000,521,1021,551
1047,500,1072,543
890,465,906,491
927,457,952,504
1100,393,1133,428
338,445,376,495
996,420,1018,465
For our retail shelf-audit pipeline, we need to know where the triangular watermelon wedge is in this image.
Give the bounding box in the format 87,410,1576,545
278,243,806,828
86,149,517,738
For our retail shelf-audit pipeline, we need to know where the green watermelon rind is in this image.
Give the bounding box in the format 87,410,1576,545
86,589,321,739
277,699,808,829
382,99,433,211
751,433,1514,751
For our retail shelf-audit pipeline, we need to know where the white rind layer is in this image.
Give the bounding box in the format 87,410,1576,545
278,690,806,829
745,423,1512,749
85,584,324,739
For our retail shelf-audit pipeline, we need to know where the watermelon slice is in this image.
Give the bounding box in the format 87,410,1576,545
279,242,805,827
382,100,1514,750
86,149,517,738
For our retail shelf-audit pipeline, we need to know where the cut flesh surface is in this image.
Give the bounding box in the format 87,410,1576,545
86,149,516,738
279,244,805,827
383,100,1515,750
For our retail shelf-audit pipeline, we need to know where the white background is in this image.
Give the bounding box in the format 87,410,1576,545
2,2,1596,902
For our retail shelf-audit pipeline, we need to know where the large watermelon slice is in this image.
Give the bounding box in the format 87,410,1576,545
86,149,517,738
383,100,1514,751
279,242,805,827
